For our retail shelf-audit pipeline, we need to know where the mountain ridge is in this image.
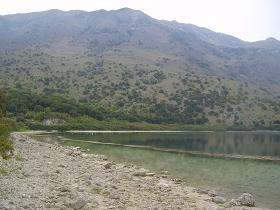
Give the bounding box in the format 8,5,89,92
0,8,279,126
1,8,279,43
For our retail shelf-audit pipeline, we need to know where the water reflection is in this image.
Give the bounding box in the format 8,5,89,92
61,131,280,158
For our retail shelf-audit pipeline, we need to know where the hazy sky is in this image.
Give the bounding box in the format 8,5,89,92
0,0,279,42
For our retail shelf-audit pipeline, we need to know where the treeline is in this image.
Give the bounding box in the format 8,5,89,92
6,89,209,125
0,91,13,159
7,89,146,123
2,89,280,131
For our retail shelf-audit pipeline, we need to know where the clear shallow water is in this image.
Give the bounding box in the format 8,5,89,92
35,131,280,208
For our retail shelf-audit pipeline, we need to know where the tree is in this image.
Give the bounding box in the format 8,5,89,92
0,91,13,159
0,91,7,118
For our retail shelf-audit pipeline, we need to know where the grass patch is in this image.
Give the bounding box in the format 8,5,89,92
0,168,9,176
15,154,24,161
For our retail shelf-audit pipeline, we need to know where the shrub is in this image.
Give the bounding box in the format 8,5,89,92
0,123,13,159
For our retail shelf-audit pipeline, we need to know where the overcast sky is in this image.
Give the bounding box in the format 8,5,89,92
0,0,279,42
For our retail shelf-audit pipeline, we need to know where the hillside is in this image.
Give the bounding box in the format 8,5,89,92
0,8,280,127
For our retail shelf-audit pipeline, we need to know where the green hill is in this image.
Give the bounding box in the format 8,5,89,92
0,8,280,127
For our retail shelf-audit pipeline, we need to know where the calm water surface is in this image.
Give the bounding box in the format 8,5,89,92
35,131,280,208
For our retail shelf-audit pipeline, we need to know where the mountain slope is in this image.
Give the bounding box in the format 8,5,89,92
0,8,279,126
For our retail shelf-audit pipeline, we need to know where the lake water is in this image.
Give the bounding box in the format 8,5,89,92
35,131,280,208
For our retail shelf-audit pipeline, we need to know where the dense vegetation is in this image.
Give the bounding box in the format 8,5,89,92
2,88,278,131
0,91,13,159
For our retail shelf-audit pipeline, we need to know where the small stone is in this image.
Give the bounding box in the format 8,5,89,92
104,162,113,169
22,172,29,177
157,180,171,191
73,151,82,156
210,207,224,210
0,203,12,210
171,178,182,183
58,164,67,168
133,171,147,177
22,194,28,198
212,196,227,204
102,156,108,161
109,193,120,200
18,138,26,142
208,190,218,197
229,198,240,206
162,170,168,174
157,182,169,188
195,188,209,194
145,172,155,176
59,186,70,192
67,198,87,210
81,153,88,158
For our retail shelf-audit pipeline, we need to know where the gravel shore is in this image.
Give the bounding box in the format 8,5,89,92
0,133,267,210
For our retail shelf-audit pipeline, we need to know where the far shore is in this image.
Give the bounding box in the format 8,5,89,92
16,129,280,135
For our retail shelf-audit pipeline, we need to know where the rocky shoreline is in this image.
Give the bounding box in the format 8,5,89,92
0,133,267,210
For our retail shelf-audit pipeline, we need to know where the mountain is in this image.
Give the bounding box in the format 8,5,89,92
0,8,279,126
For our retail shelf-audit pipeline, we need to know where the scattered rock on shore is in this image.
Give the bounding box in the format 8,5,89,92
0,133,264,210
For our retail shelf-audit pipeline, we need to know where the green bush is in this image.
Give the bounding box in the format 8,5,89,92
0,123,13,159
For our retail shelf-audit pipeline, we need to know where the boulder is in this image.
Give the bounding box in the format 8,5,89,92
237,193,256,207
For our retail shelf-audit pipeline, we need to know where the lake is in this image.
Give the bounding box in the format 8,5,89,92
34,131,280,208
